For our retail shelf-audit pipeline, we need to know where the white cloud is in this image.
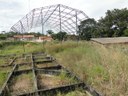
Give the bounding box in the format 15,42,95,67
0,0,128,32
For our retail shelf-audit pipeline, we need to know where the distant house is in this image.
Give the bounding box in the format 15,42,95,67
39,36,53,42
13,35,35,41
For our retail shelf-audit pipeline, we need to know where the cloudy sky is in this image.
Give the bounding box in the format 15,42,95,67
0,0,128,32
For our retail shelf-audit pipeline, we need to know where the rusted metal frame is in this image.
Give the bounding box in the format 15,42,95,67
0,52,101,96
42,5,59,25
31,54,39,96
19,82,85,96
54,62,101,96
0,64,18,95
14,69,32,75
0,57,17,67
36,65,62,70
36,69,70,77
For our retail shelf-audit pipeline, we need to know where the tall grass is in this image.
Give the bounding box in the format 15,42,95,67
0,41,128,95
50,41,128,96
0,42,44,55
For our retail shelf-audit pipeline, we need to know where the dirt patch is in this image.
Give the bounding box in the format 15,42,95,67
36,63,56,68
0,58,12,66
37,74,77,89
0,66,13,73
14,57,31,64
10,73,34,95
18,64,32,71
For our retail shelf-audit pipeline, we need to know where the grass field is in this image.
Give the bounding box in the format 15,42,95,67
0,41,128,96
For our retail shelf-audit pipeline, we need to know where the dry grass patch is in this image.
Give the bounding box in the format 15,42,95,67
9,73,34,95
52,41,128,96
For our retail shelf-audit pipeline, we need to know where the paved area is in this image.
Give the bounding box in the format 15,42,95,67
91,37,128,44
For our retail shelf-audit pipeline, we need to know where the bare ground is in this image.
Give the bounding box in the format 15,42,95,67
10,74,34,95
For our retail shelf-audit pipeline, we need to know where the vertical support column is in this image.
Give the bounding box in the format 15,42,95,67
20,21,25,52
59,4,62,32
59,4,63,42
41,9,44,35
75,11,79,42
41,9,45,51
31,54,39,96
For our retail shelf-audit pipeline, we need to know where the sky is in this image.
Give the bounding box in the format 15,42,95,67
0,0,128,32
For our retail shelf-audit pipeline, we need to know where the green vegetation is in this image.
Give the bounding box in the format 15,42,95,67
78,8,128,40
0,73,8,89
0,41,44,55
0,41,128,95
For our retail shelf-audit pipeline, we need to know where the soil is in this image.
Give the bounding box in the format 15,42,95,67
14,57,31,64
38,74,76,89
38,74,61,89
10,74,34,95
0,66,13,73
36,63,56,68
18,65,32,71
0,58,12,65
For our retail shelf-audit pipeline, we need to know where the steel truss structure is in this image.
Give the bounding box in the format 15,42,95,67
10,4,89,34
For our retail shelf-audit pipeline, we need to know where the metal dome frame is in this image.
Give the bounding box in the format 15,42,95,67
10,4,89,34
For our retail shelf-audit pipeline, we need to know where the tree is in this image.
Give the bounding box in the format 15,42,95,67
98,8,128,37
51,32,67,41
47,30,54,35
123,29,128,36
78,18,97,40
